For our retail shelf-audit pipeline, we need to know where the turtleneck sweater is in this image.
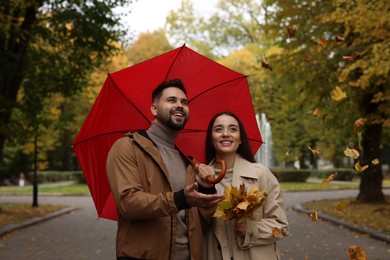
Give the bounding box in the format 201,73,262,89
146,120,190,260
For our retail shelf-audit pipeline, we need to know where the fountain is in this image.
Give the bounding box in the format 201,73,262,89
255,113,275,167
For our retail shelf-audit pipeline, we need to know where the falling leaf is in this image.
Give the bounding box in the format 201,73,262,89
331,86,347,101
339,70,349,82
355,161,369,173
344,147,360,159
261,57,273,71
308,146,322,157
214,183,267,222
287,24,298,38
317,38,327,48
307,108,320,119
336,35,345,42
321,113,328,124
353,118,367,132
272,227,281,238
342,52,358,62
304,55,312,63
310,210,319,222
284,150,290,158
371,159,380,165
347,245,367,260
322,172,338,187
304,252,309,260
357,131,363,150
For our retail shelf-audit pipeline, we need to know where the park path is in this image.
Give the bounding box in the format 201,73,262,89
0,189,389,260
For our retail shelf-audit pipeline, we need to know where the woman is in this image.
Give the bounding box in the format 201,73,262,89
201,111,289,260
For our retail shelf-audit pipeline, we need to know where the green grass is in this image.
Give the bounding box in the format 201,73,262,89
0,182,91,196
280,181,359,191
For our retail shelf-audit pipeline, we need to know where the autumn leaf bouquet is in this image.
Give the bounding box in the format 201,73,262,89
214,183,267,222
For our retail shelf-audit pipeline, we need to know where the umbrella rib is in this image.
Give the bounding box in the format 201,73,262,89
73,130,141,146
165,44,186,81
108,73,152,124
189,75,248,103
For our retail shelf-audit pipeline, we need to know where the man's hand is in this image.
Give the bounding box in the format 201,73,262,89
184,182,225,208
194,163,216,188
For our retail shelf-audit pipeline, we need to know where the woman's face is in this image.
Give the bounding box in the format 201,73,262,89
211,114,241,156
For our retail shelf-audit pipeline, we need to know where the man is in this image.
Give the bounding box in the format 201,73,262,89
106,78,225,260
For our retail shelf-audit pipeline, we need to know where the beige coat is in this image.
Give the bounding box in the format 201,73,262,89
106,132,215,259
203,155,289,260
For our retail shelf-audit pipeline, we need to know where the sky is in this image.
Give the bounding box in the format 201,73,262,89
120,0,217,36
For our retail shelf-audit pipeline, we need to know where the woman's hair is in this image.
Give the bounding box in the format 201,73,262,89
205,111,255,164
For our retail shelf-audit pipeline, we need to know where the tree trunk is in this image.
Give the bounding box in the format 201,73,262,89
357,122,385,202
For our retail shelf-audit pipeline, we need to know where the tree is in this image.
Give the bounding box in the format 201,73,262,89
0,0,131,165
166,0,389,202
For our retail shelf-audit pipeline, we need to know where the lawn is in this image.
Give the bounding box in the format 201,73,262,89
0,179,389,233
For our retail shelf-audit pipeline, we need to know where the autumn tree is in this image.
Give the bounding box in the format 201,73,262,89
166,0,389,202
0,0,130,167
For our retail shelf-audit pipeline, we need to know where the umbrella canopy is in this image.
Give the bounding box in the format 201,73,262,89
73,45,262,221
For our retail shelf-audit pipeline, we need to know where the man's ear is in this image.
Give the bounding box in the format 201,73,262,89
151,103,157,116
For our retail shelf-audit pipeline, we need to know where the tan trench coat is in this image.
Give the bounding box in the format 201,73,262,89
106,132,215,260
203,155,289,260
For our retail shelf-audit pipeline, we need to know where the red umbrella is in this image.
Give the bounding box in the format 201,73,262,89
73,45,262,221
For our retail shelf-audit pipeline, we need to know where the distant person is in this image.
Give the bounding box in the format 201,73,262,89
106,78,225,260
201,111,289,260
19,172,25,186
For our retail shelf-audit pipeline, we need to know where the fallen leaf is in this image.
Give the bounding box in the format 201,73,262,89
347,245,367,260
331,86,347,101
307,108,320,119
304,55,312,63
310,210,319,222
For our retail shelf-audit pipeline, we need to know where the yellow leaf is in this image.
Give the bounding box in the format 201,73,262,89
355,161,369,173
331,86,347,101
322,172,338,187
371,159,380,165
344,147,360,159
338,70,349,82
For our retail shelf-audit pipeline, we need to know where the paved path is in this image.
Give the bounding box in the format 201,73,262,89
0,189,389,259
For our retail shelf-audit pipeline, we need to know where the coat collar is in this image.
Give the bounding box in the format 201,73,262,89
232,155,258,180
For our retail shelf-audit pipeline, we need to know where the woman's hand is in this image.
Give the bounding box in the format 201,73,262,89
194,164,216,188
234,220,247,237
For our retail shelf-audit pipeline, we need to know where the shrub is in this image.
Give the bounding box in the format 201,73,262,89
26,171,86,184
310,168,357,181
270,169,311,182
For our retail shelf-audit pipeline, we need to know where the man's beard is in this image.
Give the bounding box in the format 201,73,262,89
166,115,188,131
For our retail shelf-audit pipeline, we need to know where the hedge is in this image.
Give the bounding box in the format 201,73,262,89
270,168,357,182
27,171,86,184
270,169,311,182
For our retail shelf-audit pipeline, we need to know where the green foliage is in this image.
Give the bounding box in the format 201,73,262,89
0,0,131,164
271,169,311,182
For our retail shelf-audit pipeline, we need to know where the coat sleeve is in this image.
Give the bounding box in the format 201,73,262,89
239,167,289,248
106,136,179,220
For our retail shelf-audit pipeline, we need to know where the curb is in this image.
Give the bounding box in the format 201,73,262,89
0,206,77,237
292,204,390,243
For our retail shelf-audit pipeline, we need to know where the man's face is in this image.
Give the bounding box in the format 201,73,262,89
151,87,189,131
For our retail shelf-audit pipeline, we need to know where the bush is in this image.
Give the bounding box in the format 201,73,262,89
270,169,311,182
27,171,86,184
310,168,357,181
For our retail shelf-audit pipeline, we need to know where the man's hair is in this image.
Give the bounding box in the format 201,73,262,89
152,78,187,102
